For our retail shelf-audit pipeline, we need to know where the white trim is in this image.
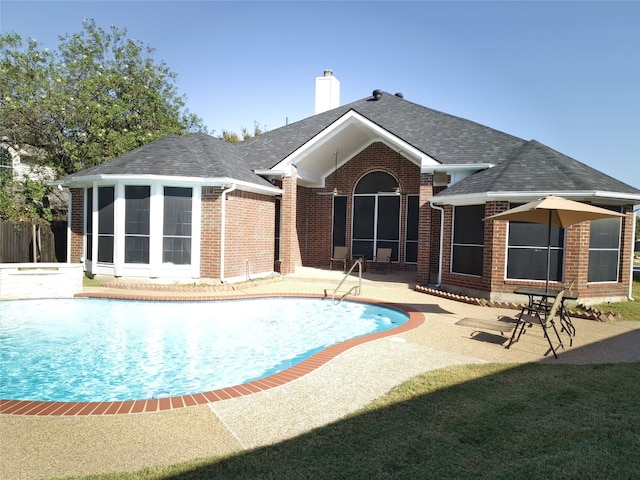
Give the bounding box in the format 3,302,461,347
432,190,640,206
268,110,439,188
421,163,494,173
60,175,281,196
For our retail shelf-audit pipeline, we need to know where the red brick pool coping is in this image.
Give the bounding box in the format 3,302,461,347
0,293,424,416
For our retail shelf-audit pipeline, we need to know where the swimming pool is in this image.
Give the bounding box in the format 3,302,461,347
1,297,409,405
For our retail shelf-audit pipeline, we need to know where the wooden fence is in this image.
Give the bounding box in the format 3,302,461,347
0,221,67,263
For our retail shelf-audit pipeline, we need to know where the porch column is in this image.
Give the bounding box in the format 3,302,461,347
280,165,301,274
69,188,84,263
416,173,434,285
199,187,222,279
484,201,509,293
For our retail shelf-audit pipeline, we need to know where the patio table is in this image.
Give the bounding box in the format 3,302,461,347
513,287,578,344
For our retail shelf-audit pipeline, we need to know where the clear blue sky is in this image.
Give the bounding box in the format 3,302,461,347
2,1,639,190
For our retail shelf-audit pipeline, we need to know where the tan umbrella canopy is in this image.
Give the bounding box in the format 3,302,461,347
485,196,626,292
484,195,625,228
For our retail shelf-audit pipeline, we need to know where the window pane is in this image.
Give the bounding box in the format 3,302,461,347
163,187,193,265
352,240,373,260
589,217,620,249
452,205,485,276
405,242,418,263
125,186,150,235
125,237,150,264
86,188,93,261
97,236,114,263
353,196,375,239
98,187,114,235
453,205,485,245
163,238,192,265
97,187,114,263
332,196,347,248
86,188,93,234
376,240,399,262
377,196,400,240
354,171,398,194
164,187,192,236
588,250,619,283
509,222,563,247
588,211,621,282
507,248,563,281
452,245,484,276
406,195,419,241
274,199,281,261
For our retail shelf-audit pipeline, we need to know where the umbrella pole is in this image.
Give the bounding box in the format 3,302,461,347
545,210,551,295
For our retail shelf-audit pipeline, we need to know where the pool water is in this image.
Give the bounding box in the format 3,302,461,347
0,297,408,402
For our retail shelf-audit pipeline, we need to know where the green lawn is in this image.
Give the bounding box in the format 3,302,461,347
64,362,640,480
581,280,640,319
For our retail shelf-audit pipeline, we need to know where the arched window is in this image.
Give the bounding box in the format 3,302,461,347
352,171,400,261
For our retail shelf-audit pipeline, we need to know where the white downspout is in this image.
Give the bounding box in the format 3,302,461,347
429,202,445,287
629,210,637,300
220,183,237,283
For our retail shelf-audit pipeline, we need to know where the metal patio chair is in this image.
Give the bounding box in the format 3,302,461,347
507,289,566,358
330,246,349,272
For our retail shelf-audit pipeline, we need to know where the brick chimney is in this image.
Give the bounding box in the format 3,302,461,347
314,69,340,114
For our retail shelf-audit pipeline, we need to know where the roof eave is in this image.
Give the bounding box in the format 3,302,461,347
421,163,494,174
431,190,640,206
55,174,282,196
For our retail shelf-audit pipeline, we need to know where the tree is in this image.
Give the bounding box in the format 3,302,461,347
219,121,266,143
0,19,207,176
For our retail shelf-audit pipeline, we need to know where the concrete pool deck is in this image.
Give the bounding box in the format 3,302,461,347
2,268,640,480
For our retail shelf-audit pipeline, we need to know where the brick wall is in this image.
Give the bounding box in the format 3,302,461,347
199,187,222,278
280,167,301,274
439,200,634,301
301,142,421,269
416,173,434,284
69,188,84,263
221,189,276,279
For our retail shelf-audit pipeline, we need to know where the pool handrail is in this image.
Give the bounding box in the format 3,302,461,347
331,258,362,304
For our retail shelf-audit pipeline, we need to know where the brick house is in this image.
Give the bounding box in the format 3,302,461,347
58,71,640,303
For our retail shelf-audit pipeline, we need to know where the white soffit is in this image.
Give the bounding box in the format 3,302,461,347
271,110,438,187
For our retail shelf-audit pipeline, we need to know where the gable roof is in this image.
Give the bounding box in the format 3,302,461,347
239,91,524,169
435,140,640,203
59,90,639,202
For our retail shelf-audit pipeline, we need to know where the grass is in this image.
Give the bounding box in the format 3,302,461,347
62,362,640,480
578,280,640,320
82,275,104,287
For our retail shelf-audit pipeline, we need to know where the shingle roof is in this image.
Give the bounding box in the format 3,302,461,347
436,140,640,197
63,91,639,198
239,92,524,169
64,133,273,188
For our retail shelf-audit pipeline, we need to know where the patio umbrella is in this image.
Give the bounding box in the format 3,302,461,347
484,195,625,293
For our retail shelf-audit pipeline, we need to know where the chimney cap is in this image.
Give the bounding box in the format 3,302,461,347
323,69,333,76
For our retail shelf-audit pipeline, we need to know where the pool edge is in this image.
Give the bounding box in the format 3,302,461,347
1,294,424,416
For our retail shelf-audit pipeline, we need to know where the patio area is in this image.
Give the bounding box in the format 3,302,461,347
2,268,639,480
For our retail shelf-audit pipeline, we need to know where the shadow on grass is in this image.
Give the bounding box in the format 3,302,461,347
152,334,640,480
